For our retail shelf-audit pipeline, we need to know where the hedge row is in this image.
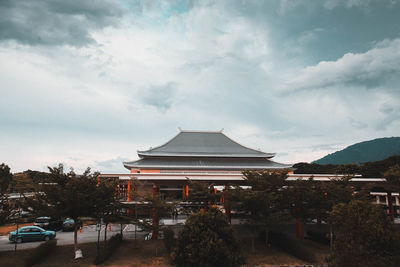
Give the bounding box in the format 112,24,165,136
306,230,331,245
269,231,315,263
24,239,57,267
93,234,122,265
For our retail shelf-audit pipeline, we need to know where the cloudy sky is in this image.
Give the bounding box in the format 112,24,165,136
1,0,400,173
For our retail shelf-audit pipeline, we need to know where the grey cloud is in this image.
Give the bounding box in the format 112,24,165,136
95,157,128,169
223,0,400,63
376,113,400,131
280,38,400,93
323,0,371,9
376,105,400,130
310,143,341,152
380,105,394,115
0,0,123,46
93,157,131,173
280,0,394,12
142,82,178,112
349,117,368,129
298,28,325,45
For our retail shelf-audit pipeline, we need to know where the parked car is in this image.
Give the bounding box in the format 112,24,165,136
62,218,82,231
34,217,63,231
144,231,164,240
9,226,56,243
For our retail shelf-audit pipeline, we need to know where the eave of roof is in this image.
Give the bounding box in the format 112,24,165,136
123,157,292,170
138,152,276,158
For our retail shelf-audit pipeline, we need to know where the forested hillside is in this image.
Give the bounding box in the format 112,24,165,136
294,156,400,177
314,137,400,165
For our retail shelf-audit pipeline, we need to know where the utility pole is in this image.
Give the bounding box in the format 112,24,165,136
95,218,102,262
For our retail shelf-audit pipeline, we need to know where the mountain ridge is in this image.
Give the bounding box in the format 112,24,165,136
313,137,400,165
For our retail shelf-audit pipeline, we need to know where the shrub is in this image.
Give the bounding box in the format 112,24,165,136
163,226,175,254
172,208,244,267
24,239,57,267
306,230,330,245
269,231,315,263
329,200,400,267
93,234,122,265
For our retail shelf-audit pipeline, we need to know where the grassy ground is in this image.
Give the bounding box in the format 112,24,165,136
0,236,330,267
0,240,172,267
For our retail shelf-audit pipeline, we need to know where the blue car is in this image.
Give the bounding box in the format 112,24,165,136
9,226,56,243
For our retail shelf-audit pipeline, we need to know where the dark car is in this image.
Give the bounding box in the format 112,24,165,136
62,218,82,231
34,217,63,231
9,226,56,243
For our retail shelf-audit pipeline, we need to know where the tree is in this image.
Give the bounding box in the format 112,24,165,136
329,200,400,267
233,170,290,250
287,176,354,240
383,164,400,221
316,176,354,246
334,163,361,175
10,173,37,193
172,207,244,267
287,177,317,239
133,186,175,240
292,162,337,174
0,163,13,225
187,180,220,211
27,164,117,256
22,170,50,184
384,164,400,189
361,156,400,178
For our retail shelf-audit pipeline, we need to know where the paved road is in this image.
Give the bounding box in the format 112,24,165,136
0,224,147,252
0,217,246,252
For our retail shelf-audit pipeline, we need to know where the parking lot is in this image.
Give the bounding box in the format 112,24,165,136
0,216,191,252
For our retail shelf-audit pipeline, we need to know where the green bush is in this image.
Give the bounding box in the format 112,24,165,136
163,226,175,253
172,208,244,267
24,239,57,267
329,200,400,267
269,231,315,263
306,230,331,245
93,234,122,265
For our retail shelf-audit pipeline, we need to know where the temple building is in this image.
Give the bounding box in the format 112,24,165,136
100,130,395,218
125,130,291,173
100,130,292,201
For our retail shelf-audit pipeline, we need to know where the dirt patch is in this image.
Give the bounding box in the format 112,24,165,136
0,237,329,267
105,239,173,267
241,237,310,266
0,223,33,236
